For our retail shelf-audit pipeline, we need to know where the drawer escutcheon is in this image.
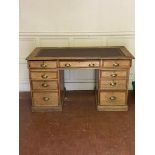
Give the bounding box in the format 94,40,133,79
40,64,47,68
64,63,71,67
43,97,50,101
110,82,117,86
41,74,48,79
111,73,117,77
42,83,48,87
88,63,95,67
109,96,117,100
113,63,119,67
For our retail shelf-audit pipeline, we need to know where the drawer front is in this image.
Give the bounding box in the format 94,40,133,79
59,61,99,68
100,80,126,90
103,60,130,68
32,81,58,90
29,61,57,69
101,70,127,79
100,92,126,105
30,71,57,80
33,92,59,106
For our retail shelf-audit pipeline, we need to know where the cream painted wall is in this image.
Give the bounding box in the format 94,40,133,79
20,0,134,32
19,0,135,91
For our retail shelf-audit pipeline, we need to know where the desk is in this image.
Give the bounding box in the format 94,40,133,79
26,46,134,112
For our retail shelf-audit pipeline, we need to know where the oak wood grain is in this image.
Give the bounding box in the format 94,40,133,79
32,92,59,106
99,91,126,106
30,71,57,80
59,60,99,68
26,46,134,111
32,80,58,90
100,80,127,90
102,60,131,68
100,70,128,79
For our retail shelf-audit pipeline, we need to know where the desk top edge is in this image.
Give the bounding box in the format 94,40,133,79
26,46,135,60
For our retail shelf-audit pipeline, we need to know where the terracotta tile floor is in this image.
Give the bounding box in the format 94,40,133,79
19,91,135,155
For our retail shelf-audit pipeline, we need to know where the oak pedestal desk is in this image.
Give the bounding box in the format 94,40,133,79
26,46,134,112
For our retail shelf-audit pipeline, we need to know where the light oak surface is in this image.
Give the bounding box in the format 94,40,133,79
32,80,58,90
59,60,100,68
29,61,57,69
33,92,59,106
27,46,134,112
30,71,58,80
99,91,126,106
100,70,128,79
102,60,131,68
100,80,127,90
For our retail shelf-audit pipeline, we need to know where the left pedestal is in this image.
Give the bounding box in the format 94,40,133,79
28,60,63,112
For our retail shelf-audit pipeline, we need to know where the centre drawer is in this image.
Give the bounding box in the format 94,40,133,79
100,91,126,106
29,61,57,69
32,81,58,90
100,80,127,90
30,71,57,80
101,70,127,79
33,92,59,106
59,60,99,68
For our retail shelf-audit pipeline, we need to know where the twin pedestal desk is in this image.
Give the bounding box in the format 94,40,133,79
26,46,134,112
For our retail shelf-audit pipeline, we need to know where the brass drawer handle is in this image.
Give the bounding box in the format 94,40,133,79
109,96,116,100
64,63,71,67
110,82,116,86
111,73,117,77
41,74,48,79
43,97,49,101
40,64,47,68
89,63,95,67
113,63,119,67
42,83,48,87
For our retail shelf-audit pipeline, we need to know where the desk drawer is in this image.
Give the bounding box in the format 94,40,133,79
59,61,99,68
30,71,57,80
100,92,126,105
100,80,127,90
33,92,59,106
101,70,127,79
103,60,130,68
32,81,58,90
29,61,57,69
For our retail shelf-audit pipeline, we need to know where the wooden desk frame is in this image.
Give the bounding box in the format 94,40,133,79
26,46,134,112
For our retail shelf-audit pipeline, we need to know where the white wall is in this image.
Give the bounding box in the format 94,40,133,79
19,0,135,91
